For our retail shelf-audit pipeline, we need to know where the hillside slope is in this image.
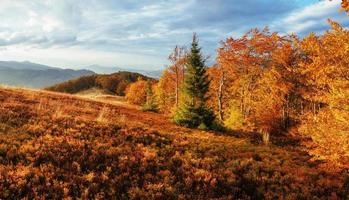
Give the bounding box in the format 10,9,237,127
0,61,95,88
0,87,347,199
45,71,153,95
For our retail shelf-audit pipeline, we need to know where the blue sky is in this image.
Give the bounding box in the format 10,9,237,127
0,0,347,70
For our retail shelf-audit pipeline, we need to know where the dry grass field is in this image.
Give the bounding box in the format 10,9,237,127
76,88,139,110
0,86,348,199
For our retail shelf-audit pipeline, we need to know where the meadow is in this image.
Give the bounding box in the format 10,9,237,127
0,86,348,199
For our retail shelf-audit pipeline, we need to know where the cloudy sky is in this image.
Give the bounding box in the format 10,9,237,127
0,0,347,70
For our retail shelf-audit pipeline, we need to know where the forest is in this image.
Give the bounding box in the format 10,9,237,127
46,71,153,95
125,19,349,168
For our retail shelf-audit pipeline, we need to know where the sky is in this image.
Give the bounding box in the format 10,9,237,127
0,0,347,70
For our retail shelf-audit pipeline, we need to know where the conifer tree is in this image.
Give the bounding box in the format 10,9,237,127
173,33,215,129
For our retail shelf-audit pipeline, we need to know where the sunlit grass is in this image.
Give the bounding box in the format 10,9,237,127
0,87,347,199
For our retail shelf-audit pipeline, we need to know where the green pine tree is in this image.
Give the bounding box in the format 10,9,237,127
142,80,158,112
173,33,215,129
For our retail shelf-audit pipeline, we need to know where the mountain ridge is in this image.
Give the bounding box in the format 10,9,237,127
0,61,95,88
83,64,163,78
0,61,163,89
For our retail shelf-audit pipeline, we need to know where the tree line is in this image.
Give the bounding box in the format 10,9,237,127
125,20,349,166
46,71,152,95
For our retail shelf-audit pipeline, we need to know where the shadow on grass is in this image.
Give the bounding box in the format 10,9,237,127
209,127,304,147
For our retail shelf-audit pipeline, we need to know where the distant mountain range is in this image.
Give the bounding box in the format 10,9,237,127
0,61,95,88
0,61,163,89
84,65,163,78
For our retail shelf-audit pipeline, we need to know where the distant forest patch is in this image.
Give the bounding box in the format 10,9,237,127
45,71,154,96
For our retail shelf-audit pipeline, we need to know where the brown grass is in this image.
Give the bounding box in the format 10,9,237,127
0,86,347,199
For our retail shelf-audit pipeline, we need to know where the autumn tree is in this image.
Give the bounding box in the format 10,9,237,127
156,46,186,113
207,63,234,122
142,80,158,112
216,28,299,144
207,66,222,120
125,78,147,105
173,34,215,129
297,20,349,166
156,70,176,113
169,46,187,107
340,0,349,11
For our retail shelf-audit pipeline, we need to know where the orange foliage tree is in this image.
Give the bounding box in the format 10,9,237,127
213,19,349,161
297,20,349,166
125,78,148,105
216,28,296,143
159,19,348,165
156,46,186,113
341,0,349,11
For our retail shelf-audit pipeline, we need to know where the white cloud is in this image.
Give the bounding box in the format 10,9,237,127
0,45,165,70
0,0,346,69
272,0,348,35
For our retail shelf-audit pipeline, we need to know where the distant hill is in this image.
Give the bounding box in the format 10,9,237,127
0,61,95,88
85,65,163,78
45,71,154,96
135,69,163,78
85,65,123,74
0,61,58,70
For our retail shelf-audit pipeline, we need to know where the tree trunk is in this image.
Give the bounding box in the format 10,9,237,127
262,130,270,145
282,106,286,128
217,69,225,121
175,65,179,107
240,88,245,119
